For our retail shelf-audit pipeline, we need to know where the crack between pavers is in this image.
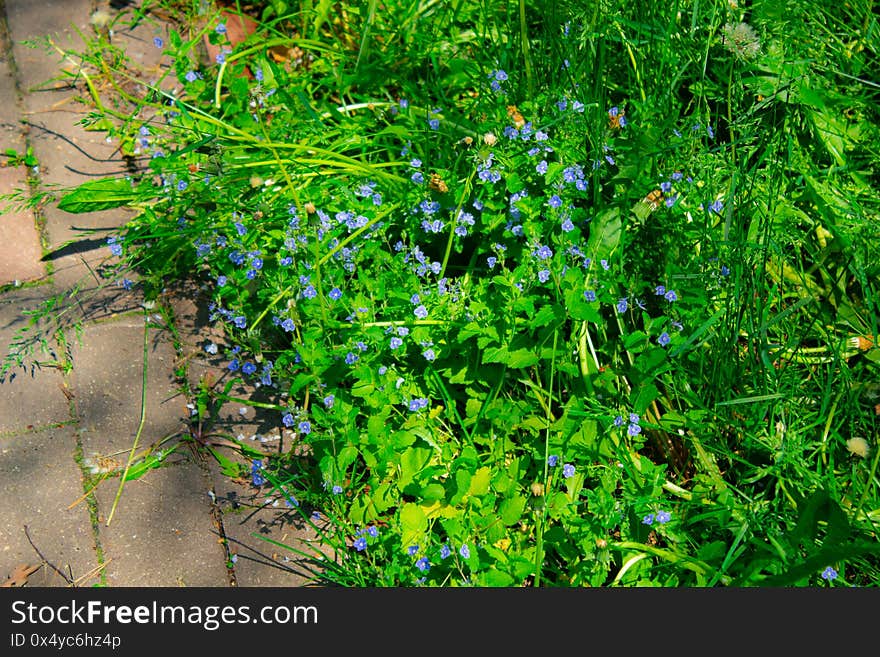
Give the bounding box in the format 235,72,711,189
0,0,56,283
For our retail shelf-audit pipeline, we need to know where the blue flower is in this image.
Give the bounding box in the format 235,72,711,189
548,455,558,467
415,557,430,572
821,566,838,581
185,70,199,82
642,514,655,525
281,318,296,332
459,544,471,559
408,545,419,556
413,305,428,319
616,298,628,313
390,336,403,350
584,290,596,302
658,332,671,346
664,290,678,302
332,485,343,495
534,245,553,260
215,23,227,34
298,421,311,435
329,287,343,300
233,316,247,329
428,118,440,130
227,359,240,372
282,413,295,427
345,352,359,365
562,463,575,478
323,394,335,408
251,459,266,486
614,415,624,427
422,348,436,361
440,544,452,559
628,423,642,436
537,269,551,283
656,510,671,524
241,361,257,376
548,195,562,208
353,537,367,552
366,526,379,538
153,37,164,48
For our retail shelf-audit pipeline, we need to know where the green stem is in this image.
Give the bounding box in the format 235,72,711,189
518,0,534,99
106,309,149,526
534,328,559,587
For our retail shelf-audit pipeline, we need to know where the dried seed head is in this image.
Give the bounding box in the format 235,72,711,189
721,22,761,60
846,436,870,458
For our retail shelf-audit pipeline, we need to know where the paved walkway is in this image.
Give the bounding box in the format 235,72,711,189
0,0,321,587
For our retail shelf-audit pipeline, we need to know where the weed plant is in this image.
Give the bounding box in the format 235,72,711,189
2,0,879,586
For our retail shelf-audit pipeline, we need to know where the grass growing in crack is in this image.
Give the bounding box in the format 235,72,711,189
2,0,879,586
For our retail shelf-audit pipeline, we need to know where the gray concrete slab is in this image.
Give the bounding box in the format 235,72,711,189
91,456,230,587
0,167,46,285
0,287,71,433
68,318,187,457
0,425,99,587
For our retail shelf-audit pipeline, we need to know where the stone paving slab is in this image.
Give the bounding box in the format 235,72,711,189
0,287,71,433
0,426,98,587
0,167,44,286
91,457,230,587
69,318,186,461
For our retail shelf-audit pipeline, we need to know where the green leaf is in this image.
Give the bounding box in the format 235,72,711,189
499,495,527,526
469,466,491,496
399,503,428,550
398,446,432,491
58,177,149,213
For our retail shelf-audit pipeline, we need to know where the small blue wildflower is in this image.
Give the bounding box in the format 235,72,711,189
413,305,428,319
584,290,596,302
408,545,419,556
440,544,452,559
332,485,343,495
642,514,655,525
241,361,257,376
534,245,553,260
227,359,240,372
709,199,723,214
282,413,295,427
345,352,359,365
153,37,164,48
298,421,311,435
658,332,671,346
562,463,576,478
366,526,379,538
561,218,575,232
323,394,335,408
302,285,317,299
459,544,471,559
628,423,642,436
656,510,671,524
215,23,227,34
185,70,198,83
428,118,440,130
548,195,562,208
233,316,246,329
281,318,295,332
548,455,558,467
617,298,628,313
536,160,548,174
328,287,342,300
215,52,226,64
614,415,624,427
251,459,266,486
390,337,403,350
538,269,551,283
353,537,367,552
664,290,678,302
821,566,838,581
655,285,666,295
487,256,498,269
415,557,430,572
